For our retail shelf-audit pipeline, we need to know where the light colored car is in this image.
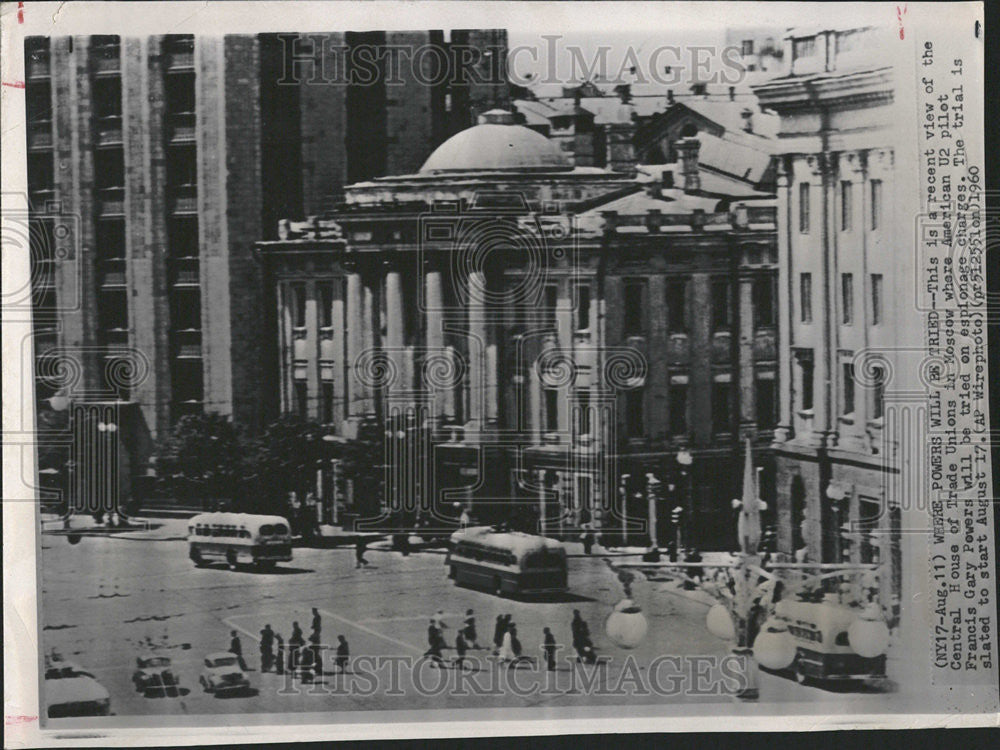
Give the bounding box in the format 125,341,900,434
132,654,179,695
199,652,249,695
44,662,111,718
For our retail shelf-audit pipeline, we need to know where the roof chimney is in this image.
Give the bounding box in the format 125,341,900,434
676,137,701,193
729,85,736,101
666,89,675,105
741,107,754,133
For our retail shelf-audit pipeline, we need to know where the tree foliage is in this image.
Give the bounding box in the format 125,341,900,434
156,413,244,507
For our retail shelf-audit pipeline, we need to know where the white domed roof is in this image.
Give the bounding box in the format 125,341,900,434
420,109,572,173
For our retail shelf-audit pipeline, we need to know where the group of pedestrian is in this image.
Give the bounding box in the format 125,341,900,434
256,608,350,679
571,609,597,664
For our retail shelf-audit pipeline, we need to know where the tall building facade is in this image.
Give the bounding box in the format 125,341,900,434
257,110,778,548
753,26,903,613
24,31,510,501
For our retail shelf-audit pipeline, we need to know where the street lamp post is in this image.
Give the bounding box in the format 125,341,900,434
675,450,693,549
606,438,888,701
619,473,630,547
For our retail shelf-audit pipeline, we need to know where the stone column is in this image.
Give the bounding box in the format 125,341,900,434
466,270,487,430
774,158,793,442
345,269,365,418
819,152,838,446
384,262,405,395
537,469,547,537
425,262,444,418
361,268,377,416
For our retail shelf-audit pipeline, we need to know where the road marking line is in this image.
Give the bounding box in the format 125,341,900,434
318,609,424,655
356,612,465,624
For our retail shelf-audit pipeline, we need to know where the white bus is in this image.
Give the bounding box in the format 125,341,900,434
446,526,568,596
187,512,293,571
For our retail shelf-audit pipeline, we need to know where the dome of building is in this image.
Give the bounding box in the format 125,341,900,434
420,109,572,173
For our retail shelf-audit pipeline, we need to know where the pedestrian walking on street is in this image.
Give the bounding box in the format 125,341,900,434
492,615,506,654
454,630,468,670
259,625,274,673
463,609,480,649
571,610,591,663
432,609,450,647
308,630,323,678
289,621,305,673
229,630,247,671
311,607,322,639
581,525,595,555
498,625,516,663
425,619,445,667
335,635,349,673
275,633,285,675
543,627,557,671
355,537,370,568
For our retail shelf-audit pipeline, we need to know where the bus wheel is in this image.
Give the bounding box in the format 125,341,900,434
191,550,208,568
794,670,811,686
227,549,239,570
448,565,456,580
256,560,276,572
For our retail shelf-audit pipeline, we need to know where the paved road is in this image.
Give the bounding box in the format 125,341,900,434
38,533,882,718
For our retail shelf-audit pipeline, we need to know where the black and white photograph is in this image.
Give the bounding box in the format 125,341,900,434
1,1,995,744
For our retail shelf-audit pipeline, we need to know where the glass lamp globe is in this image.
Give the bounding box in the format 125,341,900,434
605,598,648,649
753,619,797,670
848,605,890,658
706,603,736,640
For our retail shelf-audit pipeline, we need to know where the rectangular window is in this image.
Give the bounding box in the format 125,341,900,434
753,276,775,328
711,280,730,331
842,361,855,415
291,283,306,328
871,273,883,325
666,280,687,332
712,381,731,434
294,380,308,419
756,375,776,429
742,39,754,56
798,353,814,412
94,149,125,189
800,272,812,323
623,280,644,336
841,180,852,231
799,182,810,233
575,282,591,331
318,283,334,329
544,284,558,329
544,388,558,432
669,381,687,435
870,179,882,230
841,273,854,325
872,365,885,419
574,389,591,437
321,381,335,423
166,145,197,187
625,389,644,438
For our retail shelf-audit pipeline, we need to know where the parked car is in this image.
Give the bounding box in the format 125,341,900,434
199,652,250,695
44,660,111,718
132,654,180,696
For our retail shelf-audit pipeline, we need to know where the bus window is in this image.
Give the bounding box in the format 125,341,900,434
273,524,288,536
260,525,274,536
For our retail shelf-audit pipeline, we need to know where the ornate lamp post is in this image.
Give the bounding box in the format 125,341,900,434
606,438,887,700
675,449,693,549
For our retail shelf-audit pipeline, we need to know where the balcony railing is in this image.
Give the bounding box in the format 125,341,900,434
166,112,196,144
164,39,195,71
95,116,123,146
91,50,121,75
169,257,201,286
97,186,126,216
168,184,198,215
26,52,51,80
172,329,203,359
27,120,54,151
99,258,127,288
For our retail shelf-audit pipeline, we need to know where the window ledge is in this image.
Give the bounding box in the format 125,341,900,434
839,412,856,426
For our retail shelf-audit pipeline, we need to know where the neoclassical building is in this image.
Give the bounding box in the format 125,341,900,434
257,110,778,547
753,25,905,613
